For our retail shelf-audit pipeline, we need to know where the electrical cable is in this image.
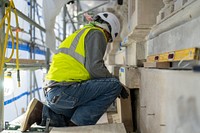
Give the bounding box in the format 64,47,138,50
0,3,11,77
5,25,15,62
0,0,21,87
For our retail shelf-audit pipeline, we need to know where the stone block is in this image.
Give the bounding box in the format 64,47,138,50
115,49,126,65
129,0,163,32
139,68,200,133
119,66,140,88
126,41,146,66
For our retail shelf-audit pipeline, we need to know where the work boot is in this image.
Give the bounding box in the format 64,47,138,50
20,98,43,131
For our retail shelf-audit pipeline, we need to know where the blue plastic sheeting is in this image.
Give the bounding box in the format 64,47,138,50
4,87,43,106
7,41,46,55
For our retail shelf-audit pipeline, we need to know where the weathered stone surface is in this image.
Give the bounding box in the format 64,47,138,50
140,68,200,133
148,14,200,55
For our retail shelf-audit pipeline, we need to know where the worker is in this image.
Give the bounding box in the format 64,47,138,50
20,12,129,131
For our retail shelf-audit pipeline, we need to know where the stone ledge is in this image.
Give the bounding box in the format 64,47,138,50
149,0,200,39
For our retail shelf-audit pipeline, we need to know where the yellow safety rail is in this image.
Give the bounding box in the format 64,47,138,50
0,0,21,87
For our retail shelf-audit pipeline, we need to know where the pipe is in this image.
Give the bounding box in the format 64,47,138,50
68,1,110,22
66,6,76,32
63,5,67,40
13,8,46,32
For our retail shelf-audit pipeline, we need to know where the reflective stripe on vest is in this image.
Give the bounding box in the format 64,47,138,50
56,28,87,65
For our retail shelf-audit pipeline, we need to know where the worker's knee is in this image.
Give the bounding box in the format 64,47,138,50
105,78,122,95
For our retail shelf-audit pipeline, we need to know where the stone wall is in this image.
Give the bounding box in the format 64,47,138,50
148,0,200,55
140,68,200,133
105,0,163,66
141,0,200,133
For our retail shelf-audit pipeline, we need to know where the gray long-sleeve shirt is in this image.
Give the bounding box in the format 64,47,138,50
84,29,113,79
44,29,115,88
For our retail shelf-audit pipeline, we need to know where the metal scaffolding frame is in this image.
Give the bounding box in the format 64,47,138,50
0,0,47,131
0,0,110,131
0,0,5,131
72,1,109,20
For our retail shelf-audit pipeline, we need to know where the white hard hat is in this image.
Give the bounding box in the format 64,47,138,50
93,12,120,42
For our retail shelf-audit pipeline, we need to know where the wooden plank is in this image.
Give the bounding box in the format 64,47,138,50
117,91,133,132
50,123,126,133
5,58,46,65
143,62,170,69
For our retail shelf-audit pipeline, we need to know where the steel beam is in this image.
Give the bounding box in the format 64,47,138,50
63,5,67,40
66,6,77,32
76,0,82,29
14,8,62,42
29,0,33,101
13,8,46,32
70,1,109,20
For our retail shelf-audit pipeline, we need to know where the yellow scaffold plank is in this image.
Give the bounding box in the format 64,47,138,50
6,58,46,64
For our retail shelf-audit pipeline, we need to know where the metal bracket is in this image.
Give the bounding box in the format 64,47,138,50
4,122,9,130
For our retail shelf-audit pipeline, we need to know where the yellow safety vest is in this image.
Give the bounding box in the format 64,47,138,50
46,25,107,82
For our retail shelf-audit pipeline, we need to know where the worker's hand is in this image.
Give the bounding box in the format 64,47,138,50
119,83,129,99
84,13,93,22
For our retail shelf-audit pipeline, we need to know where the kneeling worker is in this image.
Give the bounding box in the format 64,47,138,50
20,12,128,131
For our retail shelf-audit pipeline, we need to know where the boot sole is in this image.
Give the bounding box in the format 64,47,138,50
20,98,39,131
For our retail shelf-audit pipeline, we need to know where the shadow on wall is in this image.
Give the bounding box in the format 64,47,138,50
176,96,200,133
